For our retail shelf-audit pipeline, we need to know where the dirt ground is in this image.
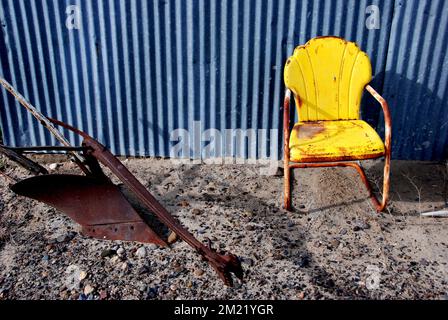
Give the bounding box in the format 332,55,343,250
0,155,447,300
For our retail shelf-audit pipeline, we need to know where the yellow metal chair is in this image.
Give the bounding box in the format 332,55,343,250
283,36,391,212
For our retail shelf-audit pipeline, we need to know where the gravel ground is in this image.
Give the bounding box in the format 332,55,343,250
0,156,447,300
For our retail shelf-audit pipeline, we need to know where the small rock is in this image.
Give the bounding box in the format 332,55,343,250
135,247,146,258
99,290,108,300
186,281,193,288
120,262,129,271
147,244,158,251
168,232,178,244
49,163,59,170
420,258,430,266
194,269,204,277
191,208,201,215
78,294,87,300
110,255,120,264
170,284,177,291
83,284,94,295
172,261,183,272
59,290,69,299
241,257,254,266
78,271,87,281
56,233,75,243
353,220,370,231
179,200,190,207
137,265,151,275
297,291,305,300
117,247,125,256
243,210,254,218
330,239,340,248
295,254,311,268
101,249,116,258
339,228,348,235
146,287,158,299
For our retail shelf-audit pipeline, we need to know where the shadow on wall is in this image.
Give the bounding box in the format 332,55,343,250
374,71,448,161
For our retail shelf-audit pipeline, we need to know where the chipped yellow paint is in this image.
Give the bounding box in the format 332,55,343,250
284,36,372,121
289,120,385,162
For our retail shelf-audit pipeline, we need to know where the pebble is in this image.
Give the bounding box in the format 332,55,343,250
420,258,430,266
120,262,129,271
101,249,116,258
147,244,158,251
295,254,311,268
99,290,108,300
56,233,74,243
172,261,183,272
353,220,370,231
110,255,120,264
330,239,340,248
59,290,69,299
83,284,94,295
194,269,204,277
168,232,178,244
135,247,146,258
137,265,151,275
191,208,201,215
246,225,255,231
78,271,87,281
117,247,125,256
243,210,254,218
49,163,59,170
146,287,158,299
179,200,190,207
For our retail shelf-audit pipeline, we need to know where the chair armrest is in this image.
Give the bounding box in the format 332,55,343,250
283,89,292,156
365,85,392,153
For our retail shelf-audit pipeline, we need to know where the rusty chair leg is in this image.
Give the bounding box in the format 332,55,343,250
284,161,291,211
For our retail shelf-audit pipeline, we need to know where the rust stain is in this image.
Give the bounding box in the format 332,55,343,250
337,146,349,155
297,96,303,109
294,123,326,140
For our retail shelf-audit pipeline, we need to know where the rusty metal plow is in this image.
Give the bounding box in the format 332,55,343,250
0,78,243,286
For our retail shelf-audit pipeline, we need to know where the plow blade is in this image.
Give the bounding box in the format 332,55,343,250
10,174,167,247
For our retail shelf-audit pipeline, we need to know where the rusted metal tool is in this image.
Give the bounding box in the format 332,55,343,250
0,79,243,286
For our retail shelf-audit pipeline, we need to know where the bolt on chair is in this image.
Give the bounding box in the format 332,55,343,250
282,36,392,212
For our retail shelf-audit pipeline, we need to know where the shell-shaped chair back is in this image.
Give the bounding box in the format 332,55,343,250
284,36,372,121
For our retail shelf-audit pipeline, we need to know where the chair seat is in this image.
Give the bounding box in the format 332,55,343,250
289,120,385,162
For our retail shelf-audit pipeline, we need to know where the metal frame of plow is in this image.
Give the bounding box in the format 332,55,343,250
0,78,243,286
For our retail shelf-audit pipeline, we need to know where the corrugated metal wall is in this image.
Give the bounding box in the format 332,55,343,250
0,0,446,160
382,0,448,160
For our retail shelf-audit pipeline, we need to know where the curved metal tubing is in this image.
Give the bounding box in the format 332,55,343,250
283,86,391,213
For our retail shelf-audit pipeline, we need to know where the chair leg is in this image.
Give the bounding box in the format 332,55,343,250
351,156,390,213
289,158,391,213
284,163,292,211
